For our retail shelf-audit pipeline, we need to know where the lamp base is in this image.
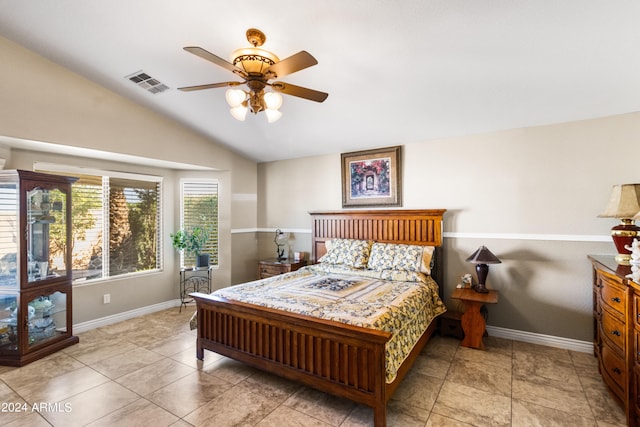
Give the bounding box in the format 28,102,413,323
615,253,632,265
612,219,640,265
474,282,489,293
474,263,489,293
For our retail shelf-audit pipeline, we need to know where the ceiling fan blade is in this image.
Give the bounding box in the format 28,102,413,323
265,51,318,79
271,81,328,103
183,46,247,78
178,81,242,92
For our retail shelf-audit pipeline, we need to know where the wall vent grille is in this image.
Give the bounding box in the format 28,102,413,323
125,71,170,94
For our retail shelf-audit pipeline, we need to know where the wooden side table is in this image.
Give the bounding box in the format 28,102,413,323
258,258,306,279
451,287,499,350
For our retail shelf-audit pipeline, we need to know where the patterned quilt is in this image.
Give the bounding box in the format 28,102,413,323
207,264,446,382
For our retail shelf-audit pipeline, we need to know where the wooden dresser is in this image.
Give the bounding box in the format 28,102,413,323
590,255,639,426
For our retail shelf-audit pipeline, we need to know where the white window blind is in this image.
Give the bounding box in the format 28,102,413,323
180,180,219,267
34,163,162,282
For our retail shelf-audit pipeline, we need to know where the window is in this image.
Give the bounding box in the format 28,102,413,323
180,180,218,268
35,164,162,283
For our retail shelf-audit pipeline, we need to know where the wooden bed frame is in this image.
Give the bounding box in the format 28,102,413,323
191,209,446,426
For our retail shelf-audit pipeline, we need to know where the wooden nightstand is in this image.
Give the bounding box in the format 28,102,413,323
258,258,306,279
451,287,499,350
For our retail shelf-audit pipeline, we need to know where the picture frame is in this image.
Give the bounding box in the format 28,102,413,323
341,145,402,208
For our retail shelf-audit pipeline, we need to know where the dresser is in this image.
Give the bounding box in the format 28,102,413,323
257,258,306,279
590,255,639,426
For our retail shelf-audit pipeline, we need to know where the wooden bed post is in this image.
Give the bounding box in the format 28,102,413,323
374,404,387,427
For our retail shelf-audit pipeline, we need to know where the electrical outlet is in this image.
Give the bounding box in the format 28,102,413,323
103,294,110,304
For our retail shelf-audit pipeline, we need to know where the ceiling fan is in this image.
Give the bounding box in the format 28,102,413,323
179,28,328,122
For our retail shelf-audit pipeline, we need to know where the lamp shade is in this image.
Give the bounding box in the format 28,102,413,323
231,47,279,74
265,109,282,123
264,92,283,110
599,184,640,265
465,246,501,264
229,105,248,121
225,89,247,108
598,184,640,218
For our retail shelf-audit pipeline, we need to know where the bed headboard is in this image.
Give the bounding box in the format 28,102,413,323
309,209,446,285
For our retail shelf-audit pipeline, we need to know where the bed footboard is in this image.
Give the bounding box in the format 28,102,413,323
191,291,393,425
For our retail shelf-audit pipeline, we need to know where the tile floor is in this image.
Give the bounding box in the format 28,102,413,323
0,308,627,426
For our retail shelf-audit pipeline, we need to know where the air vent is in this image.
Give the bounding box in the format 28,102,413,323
125,71,170,94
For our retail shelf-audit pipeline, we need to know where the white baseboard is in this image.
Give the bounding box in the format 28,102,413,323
486,325,593,353
73,301,593,354
73,299,181,334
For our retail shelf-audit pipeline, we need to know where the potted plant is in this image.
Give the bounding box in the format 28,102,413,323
171,226,210,268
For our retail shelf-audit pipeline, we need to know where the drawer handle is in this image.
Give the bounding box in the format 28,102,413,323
611,330,621,337
611,297,621,303
612,367,622,375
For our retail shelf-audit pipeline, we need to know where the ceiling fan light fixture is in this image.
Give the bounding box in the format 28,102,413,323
229,105,248,121
231,47,279,74
225,88,247,107
265,108,282,123
264,91,283,110
180,28,327,123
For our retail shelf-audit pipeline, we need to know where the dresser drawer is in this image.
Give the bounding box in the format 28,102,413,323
635,327,640,366
634,293,640,329
634,366,640,417
599,272,627,316
602,307,626,353
258,264,287,278
602,343,626,399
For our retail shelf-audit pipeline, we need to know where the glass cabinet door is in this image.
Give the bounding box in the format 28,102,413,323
0,182,18,290
26,187,68,284
26,291,68,348
0,292,18,354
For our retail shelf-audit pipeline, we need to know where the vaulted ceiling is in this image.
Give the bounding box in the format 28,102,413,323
1,1,639,163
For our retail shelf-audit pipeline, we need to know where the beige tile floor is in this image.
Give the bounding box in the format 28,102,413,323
0,308,627,426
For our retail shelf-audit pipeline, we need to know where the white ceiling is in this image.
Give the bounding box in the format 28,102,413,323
1,1,639,163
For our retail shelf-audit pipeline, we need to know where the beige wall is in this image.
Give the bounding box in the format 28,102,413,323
0,36,259,324
257,113,640,342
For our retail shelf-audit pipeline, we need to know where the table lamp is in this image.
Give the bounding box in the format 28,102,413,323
274,229,288,261
598,184,640,265
466,246,501,293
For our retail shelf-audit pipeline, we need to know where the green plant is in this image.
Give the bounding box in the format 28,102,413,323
171,226,209,256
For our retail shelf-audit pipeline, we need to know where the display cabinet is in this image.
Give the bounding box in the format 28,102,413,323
0,170,78,366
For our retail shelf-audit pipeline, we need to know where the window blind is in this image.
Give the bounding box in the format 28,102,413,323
181,180,219,267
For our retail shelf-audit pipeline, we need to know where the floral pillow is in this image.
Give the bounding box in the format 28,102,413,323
318,239,373,269
367,242,435,275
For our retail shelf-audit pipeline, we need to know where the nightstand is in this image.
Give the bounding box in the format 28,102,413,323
258,258,306,279
451,287,499,350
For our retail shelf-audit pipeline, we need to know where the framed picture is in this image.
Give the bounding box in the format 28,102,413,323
341,145,402,208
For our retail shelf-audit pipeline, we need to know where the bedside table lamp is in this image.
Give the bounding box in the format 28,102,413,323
274,229,288,261
598,184,640,265
466,246,501,293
